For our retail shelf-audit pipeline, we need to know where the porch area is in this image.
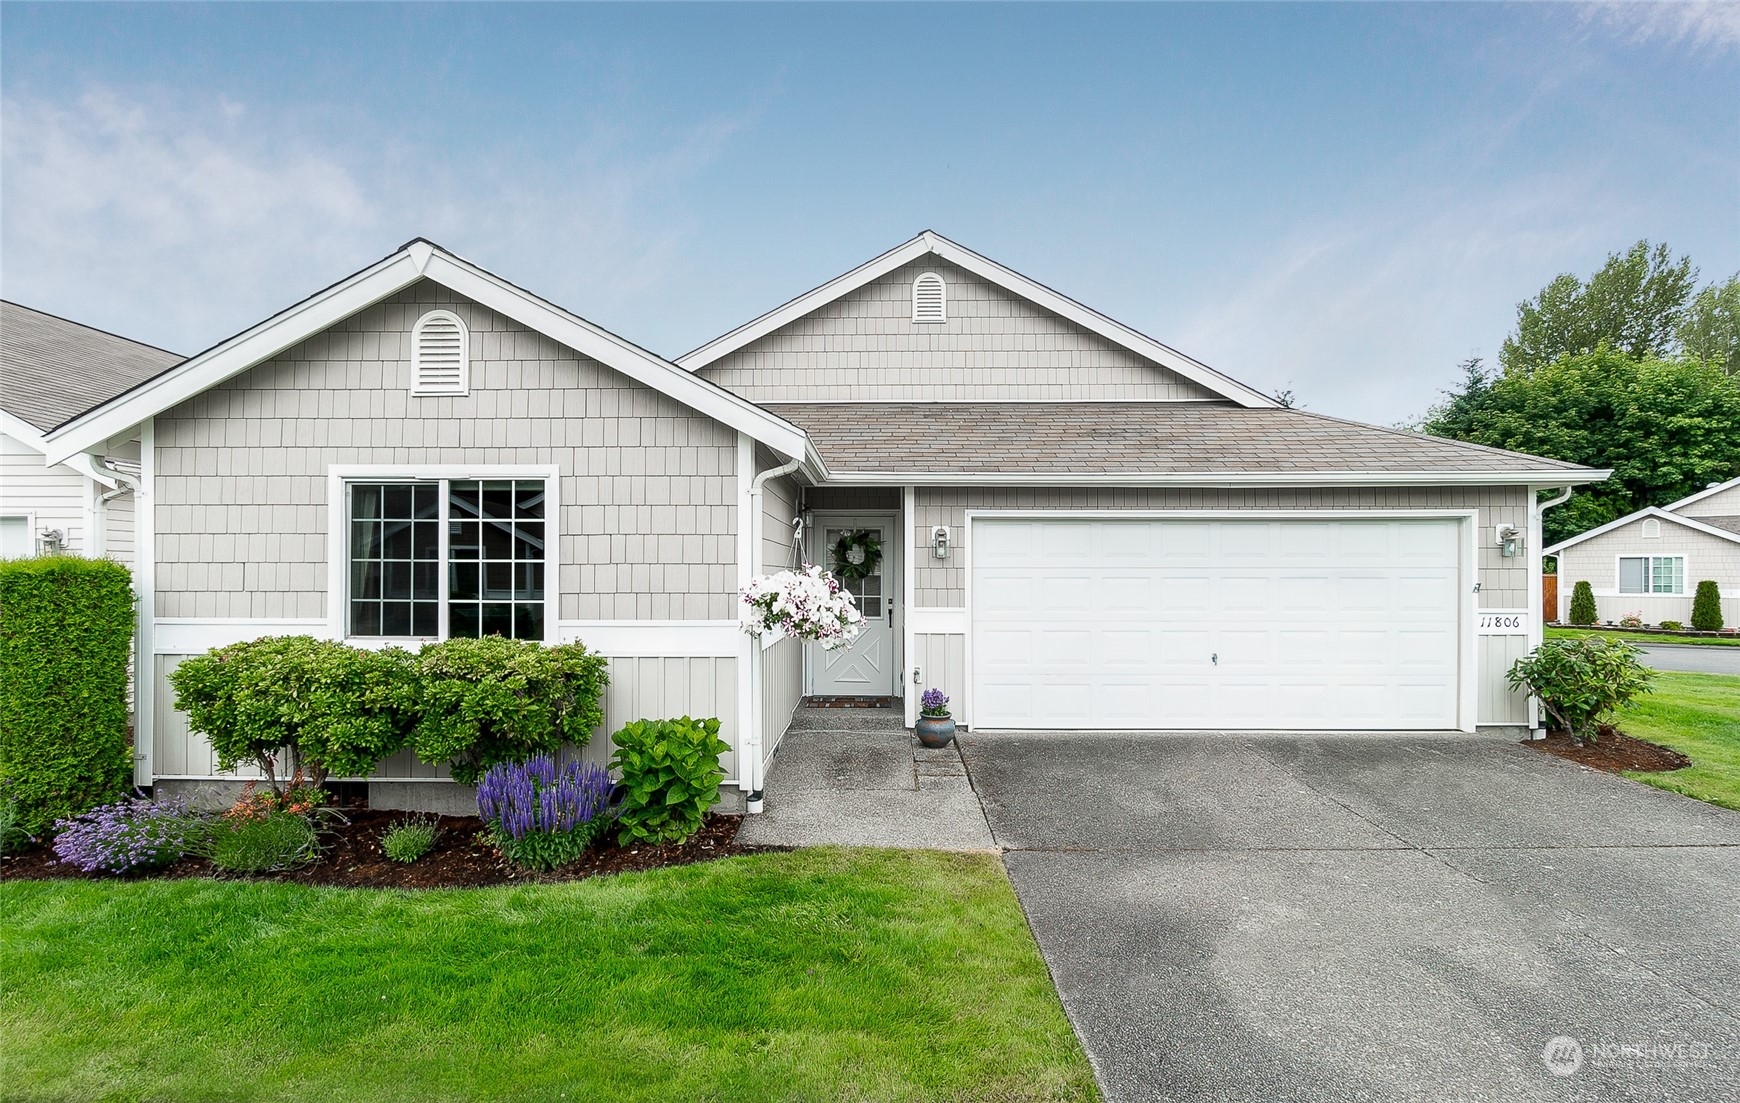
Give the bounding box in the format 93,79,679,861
735,706,995,850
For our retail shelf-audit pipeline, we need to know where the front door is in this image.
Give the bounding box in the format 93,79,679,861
810,516,897,697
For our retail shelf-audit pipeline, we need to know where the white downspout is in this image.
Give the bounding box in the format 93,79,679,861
1529,486,1574,739
743,455,802,813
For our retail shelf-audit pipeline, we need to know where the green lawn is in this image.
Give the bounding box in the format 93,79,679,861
1547,626,1740,647
0,849,1097,1103
1618,671,1740,811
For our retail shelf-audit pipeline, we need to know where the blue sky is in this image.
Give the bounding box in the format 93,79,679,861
3,2,1735,423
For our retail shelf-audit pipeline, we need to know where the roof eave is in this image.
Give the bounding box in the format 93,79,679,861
1544,503,1740,554
815,469,1609,489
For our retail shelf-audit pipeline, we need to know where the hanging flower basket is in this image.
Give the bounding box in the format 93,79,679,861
830,530,882,583
740,565,864,651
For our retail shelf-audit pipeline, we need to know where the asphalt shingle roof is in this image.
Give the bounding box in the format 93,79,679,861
1,301,183,432
762,402,1596,477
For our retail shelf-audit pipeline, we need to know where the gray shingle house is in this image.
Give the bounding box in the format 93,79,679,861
36,233,1605,809
1,301,180,562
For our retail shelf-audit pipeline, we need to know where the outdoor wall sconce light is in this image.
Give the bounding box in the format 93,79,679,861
931,526,951,559
1496,523,1522,558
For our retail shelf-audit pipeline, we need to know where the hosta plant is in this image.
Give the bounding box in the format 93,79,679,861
52,794,208,874
476,754,613,870
740,566,863,650
610,716,730,846
1507,637,1654,744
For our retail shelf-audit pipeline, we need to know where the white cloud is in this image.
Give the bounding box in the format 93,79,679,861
0,86,750,356
1579,1,1740,52
1170,172,1629,425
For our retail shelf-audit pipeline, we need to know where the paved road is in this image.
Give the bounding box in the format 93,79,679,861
1637,644,1740,675
960,730,1740,1103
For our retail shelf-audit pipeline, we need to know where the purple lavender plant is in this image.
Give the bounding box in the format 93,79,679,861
53,794,207,874
476,755,613,870
920,688,951,717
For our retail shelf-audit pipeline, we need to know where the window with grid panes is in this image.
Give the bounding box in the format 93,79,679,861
347,478,547,640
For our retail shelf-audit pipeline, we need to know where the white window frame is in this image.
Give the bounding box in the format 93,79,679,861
326,465,560,645
1615,554,1686,595
911,272,947,323
0,511,37,558
410,309,470,397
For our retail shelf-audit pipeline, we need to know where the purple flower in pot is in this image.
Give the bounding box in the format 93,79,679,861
916,689,955,748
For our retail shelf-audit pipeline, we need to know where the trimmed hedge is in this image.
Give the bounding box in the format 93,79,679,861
169,636,420,793
0,556,135,836
413,637,609,785
1568,580,1598,626
1692,580,1724,632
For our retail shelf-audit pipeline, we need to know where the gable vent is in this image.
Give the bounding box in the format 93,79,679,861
1642,518,1662,539
912,272,946,323
412,309,469,396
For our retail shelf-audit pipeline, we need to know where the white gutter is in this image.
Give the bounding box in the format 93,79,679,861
742,455,803,813
1527,486,1576,739
814,469,1611,489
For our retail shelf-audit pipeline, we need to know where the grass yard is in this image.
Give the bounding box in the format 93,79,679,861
1618,671,1740,811
1546,626,1740,647
0,848,1097,1103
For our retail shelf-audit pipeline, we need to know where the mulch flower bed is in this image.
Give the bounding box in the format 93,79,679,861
1527,726,1691,775
1,807,771,889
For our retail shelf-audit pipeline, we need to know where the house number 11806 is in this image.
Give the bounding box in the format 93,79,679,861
1477,612,1528,634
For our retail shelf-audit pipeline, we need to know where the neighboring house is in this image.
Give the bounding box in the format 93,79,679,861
1,301,180,562
33,234,1605,809
1545,476,1740,628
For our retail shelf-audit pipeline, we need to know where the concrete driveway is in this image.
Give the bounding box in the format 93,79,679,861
961,730,1740,1103
1637,644,1740,675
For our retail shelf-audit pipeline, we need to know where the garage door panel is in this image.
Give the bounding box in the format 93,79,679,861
971,518,1464,731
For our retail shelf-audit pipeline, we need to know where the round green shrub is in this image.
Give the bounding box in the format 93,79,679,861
1507,637,1654,743
412,638,608,785
0,556,135,837
1568,580,1598,626
610,716,729,846
170,636,419,792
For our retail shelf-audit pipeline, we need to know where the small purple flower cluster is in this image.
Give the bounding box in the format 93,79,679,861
53,794,205,873
476,755,613,842
920,688,950,717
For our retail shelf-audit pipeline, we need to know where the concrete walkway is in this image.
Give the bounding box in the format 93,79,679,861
734,707,996,850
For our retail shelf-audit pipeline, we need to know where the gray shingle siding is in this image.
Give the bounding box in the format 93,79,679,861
153,280,739,621
696,257,1220,403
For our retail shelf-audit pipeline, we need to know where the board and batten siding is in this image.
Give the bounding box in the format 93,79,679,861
1555,518,1740,627
152,279,738,623
908,484,1533,729
696,257,1220,404
753,463,804,761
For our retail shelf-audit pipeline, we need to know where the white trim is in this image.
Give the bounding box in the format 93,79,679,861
43,239,810,465
909,606,967,634
1663,475,1740,513
734,434,755,794
1544,506,1740,554
326,463,561,645
961,509,1480,734
0,410,50,453
155,618,332,653
903,485,917,726
815,469,1604,489
134,418,155,784
1615,553,1688,596
676,230,1280,408
556,620,741,657
410,308,470,396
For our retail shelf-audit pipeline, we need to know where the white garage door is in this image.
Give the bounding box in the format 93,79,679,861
971,517,1465,730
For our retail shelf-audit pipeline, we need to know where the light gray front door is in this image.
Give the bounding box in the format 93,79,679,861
811,516,897,696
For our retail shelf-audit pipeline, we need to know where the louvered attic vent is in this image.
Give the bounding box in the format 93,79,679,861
412,309,469,396
912,272,946,323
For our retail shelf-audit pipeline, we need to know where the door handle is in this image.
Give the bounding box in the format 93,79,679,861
887,604,894,627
